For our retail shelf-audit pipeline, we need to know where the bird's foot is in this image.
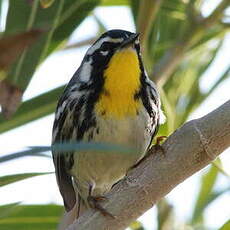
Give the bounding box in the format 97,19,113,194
87,195,114,218
153,136,167,156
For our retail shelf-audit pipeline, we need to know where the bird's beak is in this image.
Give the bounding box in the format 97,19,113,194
119,33,140,49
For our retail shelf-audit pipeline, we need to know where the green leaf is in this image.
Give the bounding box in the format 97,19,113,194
0,172,52,187
205,187,230,209
191,165,219,224
157,199,174,230
0,85,65,134
0,203,20,219
191,25,227,50
4,0,62,89
129,0,139,24
0,142,136,163
49,0,99,54
0,204,63,230
163,37,225,127
182,39,225,119
148,0,187,64
0,152,49,164
100,0,129,6
4,0,99,91
219,220,230,230
40,0,55,9
0,148,51,163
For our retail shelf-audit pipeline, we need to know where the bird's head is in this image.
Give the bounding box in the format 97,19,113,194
78,30,143,83
86,29,140,67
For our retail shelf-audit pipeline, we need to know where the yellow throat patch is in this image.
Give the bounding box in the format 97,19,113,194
96,47,141,119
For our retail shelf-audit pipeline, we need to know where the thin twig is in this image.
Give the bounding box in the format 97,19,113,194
202,0,230,28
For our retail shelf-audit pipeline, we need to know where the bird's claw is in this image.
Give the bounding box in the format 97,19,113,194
153,136,167,156
87,195,114,218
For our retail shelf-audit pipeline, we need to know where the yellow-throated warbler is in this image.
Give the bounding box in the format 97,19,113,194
52,29,165,218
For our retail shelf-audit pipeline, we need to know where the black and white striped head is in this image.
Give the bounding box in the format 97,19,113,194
86,29,140,61
77,30,141,82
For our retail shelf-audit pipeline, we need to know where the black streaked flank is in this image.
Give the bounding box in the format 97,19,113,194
73,96,85,128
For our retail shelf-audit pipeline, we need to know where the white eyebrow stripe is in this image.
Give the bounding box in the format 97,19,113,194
79,58,93,82
87,37,124,55
109,37,124,43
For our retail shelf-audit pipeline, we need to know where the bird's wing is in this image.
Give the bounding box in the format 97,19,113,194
52,68,87,212
52,100,76,211
52,149,76,212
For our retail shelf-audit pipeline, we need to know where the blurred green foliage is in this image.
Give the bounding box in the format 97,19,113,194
0,204,63,230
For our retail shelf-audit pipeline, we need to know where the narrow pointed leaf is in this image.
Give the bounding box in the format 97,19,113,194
157,199,174,230
40,0,55,9
0,203,21,219
205,187,230,208
100,0,129,6
0,142,135,163
0,151,49,163
0,172,52,187
219,220,230,230
191,165,218,223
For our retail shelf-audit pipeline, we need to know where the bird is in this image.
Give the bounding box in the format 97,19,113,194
52,29,165,219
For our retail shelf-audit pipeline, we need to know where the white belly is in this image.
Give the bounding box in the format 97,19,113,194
70,107,154,198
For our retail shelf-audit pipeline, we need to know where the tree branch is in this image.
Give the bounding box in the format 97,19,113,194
66,100,230,230
202,0,229,28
